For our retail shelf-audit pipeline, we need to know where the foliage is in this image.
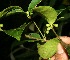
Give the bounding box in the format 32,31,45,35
0,0,70,60
3,23,28,41
37,38,60,59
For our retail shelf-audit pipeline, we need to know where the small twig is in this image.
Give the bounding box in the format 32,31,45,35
10,52,15,60
52,28,60,40
33,21,46,41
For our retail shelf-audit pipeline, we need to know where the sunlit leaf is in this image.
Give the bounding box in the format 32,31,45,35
37,38,60,59
28,0,42,12
3,23,28,41
33,6,57,25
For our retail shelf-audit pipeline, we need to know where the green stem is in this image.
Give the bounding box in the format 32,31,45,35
33,21,46,40
52,28,60,39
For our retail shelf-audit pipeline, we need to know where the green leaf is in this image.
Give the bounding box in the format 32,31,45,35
0,24,3,27
0,6,24,18
25,33,41,42
46,24,50,27
47,27,52,31
46,30,49,34
53,24,58,27
25,39,41,42
37,38,60,59
33,6,57,25
29,33,41,39
6,9,24,16
3,23,27,41
28,0,42,12
0,24,3,31
25,40,35,42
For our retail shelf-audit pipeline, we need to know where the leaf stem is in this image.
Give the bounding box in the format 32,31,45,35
52,28,60,39
33,21,46,40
